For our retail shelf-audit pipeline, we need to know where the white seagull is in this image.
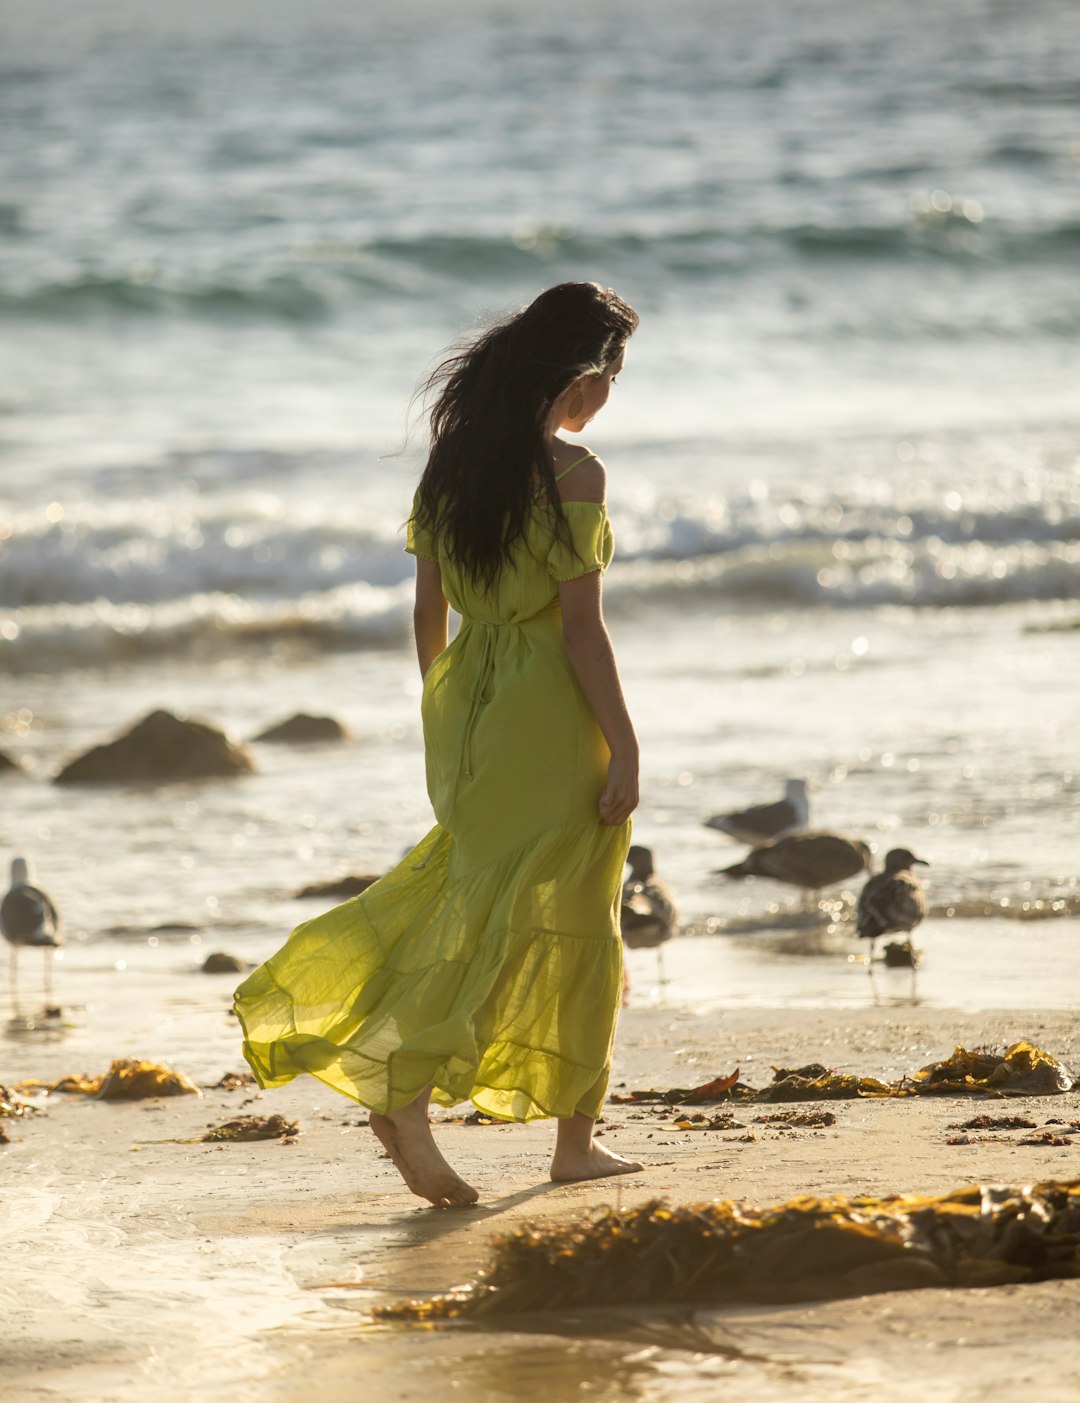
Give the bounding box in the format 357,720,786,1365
704,778,809,846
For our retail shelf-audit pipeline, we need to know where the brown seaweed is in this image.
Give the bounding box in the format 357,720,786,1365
208,1072,257,1091
614,1067,891,1105
376,1179,1080,1322
769,1063,830,1081
752,1070,895,1101
949,1114,1038,1131
610,1041,1073,1109
138,1113,300,1145
753,1109,837,1128
1017,1129,1074,1147
611,1069,741,1106
201,1114,299,1142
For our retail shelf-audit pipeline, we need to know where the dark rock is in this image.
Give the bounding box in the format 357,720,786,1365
883,940,920,968
293,873,379,900
0,751,17,773
201,952,249,974
253,713,349,744
55,710,255,785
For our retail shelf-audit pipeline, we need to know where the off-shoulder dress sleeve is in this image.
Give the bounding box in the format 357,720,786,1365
545,502,615,583
404,488,438,562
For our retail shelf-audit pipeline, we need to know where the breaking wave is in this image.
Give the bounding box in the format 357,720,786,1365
2,477,1078,671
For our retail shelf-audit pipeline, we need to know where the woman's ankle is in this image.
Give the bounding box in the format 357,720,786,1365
555,1111,595,1156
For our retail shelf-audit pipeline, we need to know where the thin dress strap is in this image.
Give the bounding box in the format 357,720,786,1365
553,452,595,483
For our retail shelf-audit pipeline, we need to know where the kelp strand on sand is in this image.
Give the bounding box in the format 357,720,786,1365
611,1041,1073,1107
376,1179,1080,1322
1,1085,42,1119
15,1059,201,1100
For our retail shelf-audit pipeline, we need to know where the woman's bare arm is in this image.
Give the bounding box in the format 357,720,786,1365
559,569,639,826
413,557,449,678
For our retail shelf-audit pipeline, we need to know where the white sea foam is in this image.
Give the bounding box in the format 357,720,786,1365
3,483,1078,669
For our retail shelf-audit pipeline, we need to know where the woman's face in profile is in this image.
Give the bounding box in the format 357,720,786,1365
563,349,626,431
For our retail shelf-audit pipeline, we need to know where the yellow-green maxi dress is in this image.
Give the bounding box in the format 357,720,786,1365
233,489,630,1122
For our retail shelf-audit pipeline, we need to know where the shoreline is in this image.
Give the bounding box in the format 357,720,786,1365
4,999,1078,1401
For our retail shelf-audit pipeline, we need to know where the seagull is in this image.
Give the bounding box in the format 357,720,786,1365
1,856,62,1013
719,830,871,907
704,778,809,845
621,845,679,987
857,848,929,965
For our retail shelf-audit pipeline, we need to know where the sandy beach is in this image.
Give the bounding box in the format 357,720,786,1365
4,983,1078,1403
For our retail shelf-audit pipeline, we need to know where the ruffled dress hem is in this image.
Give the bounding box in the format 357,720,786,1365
234,818,626,1124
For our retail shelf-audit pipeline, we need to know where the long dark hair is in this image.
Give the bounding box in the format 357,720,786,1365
414,282,639,589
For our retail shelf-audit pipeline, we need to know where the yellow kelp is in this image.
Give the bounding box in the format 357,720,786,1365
0,1085,41,1118
907,1041,1072,1096
16,1059,200,1099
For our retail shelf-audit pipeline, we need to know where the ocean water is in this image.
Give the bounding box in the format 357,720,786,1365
1,0,1078,1019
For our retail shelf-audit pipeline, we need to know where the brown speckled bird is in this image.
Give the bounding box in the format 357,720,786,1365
621,845,679,986
857,848,929,964
720,830,871,907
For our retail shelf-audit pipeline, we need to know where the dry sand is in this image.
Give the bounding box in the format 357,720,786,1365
3,997,1079,1402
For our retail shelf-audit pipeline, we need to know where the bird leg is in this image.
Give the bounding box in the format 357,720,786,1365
10,944,21,1018
44,947,55,1005
655,945,667,990
866,937,877,972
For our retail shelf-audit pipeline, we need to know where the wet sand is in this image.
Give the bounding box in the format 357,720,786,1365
3,992,1079,1403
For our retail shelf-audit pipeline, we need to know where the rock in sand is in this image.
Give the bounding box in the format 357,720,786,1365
253,713,349,744
293,873,379,900
201,952,249,974
55,709,255,785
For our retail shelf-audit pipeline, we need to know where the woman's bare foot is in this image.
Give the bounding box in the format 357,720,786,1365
369,1096,479,1208
550,1139,644,1183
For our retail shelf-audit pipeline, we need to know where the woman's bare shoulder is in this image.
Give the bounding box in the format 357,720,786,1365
554,443,606,504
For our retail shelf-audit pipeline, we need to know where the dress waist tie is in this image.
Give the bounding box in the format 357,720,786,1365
460,621,498,780
457,602,561,781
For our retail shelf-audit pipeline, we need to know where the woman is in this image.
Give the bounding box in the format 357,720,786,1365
235,282,642,1207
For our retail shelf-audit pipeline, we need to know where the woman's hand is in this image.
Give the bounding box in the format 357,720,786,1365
599,751,639,827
